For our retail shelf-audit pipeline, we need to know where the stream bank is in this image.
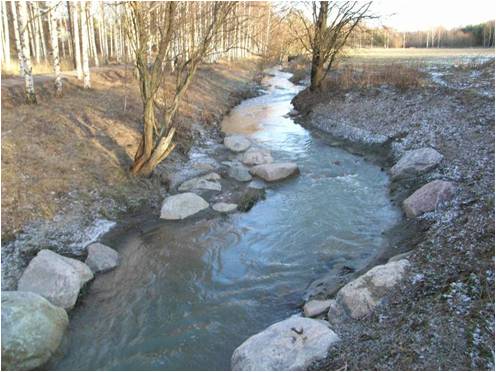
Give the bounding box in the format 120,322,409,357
1,60,264,291
39,68,401,370
288,58,494,370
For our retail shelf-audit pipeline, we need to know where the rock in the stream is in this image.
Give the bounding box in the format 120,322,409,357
328,259,410,320
241,148,273,165
17,249,93,310
212,202,238,213
228,164,252,182
237,188,266,212
231,317,339,371
160,192,209,220
224,135,251,152
391,147,443,179
247,179,266,190
178,172,222,192
85,243,119,273
402,180,455,218
303,300,333,318
1,291,69,371
250,162,299,182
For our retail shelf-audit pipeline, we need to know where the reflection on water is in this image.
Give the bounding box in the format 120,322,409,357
50,68,400,371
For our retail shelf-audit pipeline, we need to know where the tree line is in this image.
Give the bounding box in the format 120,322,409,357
0,1,273,102
346,21,495,49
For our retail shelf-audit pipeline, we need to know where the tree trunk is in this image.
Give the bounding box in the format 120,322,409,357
17,0,37,104
310,1,328,91
49,8,62,97
87,6,99,66
11,1,24,75
70,2,83,79
80,1,91,88
1,1,10,66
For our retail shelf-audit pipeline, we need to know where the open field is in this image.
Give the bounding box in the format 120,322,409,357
343,47,495,65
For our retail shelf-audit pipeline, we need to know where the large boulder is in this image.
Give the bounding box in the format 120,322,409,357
1,291,68,371
85,243,119,273
328,259,410,320
178,173,222,192
228,164,252,182
231,317,339,371
224,135,251,153
250,162,299,182
242,148,273,166
18,250,93,310
403,180,455,218
160,192,209,220
391,148,443,180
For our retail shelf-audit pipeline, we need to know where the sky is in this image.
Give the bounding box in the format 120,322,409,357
370,0,495,31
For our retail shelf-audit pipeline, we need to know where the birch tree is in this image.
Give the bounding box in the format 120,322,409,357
70,1,83,80
11,1,24,74
49,3,62,96
16,0,37,104
80,1,91,88
1,1,10,66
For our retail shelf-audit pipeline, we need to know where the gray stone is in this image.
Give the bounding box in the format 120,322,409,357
160,192,209,220
328,259,410,320
228,165,252,182
391,148,443,179
212,202,238,213
178,173,222,192
303,300,333,318
18,250,93,310
388,251,413,263
242,148,273,166
403,180,456,218
231,317,339,371
191,162,216,172
250,162,299,182
1,291,69,371
224,135,251,152
85,243,119,273
247,179,266,190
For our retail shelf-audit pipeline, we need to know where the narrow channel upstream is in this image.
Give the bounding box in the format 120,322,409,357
50,68,400,371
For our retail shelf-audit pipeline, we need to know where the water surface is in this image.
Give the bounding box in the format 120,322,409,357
51,68,400,371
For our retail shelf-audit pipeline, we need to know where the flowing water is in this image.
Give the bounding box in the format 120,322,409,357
50,68,400,371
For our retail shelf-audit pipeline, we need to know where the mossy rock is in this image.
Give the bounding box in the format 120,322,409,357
237,188,266,212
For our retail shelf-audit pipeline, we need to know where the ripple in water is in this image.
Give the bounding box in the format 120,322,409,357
50,68,400,371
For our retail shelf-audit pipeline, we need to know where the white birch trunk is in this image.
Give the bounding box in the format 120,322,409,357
11,1,24,74
17,0,37,103
1,1,10,65
71,2,83,79
87,5,99,66
49,7,62,96
80,1,90,88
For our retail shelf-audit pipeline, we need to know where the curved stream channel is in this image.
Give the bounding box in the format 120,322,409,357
50,68,400,370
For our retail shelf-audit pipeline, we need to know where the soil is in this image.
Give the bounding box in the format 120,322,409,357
289,59,495,370
1,59,263,290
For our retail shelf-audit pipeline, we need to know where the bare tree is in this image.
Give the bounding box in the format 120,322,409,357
16,0,37,104
127,1,236,176
70,1,83,79
79,1,90,88
290,1,373,91
49,2,62,96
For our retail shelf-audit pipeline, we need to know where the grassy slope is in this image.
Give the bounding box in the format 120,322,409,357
1,59,260,239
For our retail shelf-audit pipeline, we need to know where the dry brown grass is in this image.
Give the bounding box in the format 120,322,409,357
1,59,260,238
323,63,427,92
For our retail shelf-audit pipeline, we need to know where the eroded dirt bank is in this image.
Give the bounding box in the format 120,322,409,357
290,59,495,370
1,60,263,290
